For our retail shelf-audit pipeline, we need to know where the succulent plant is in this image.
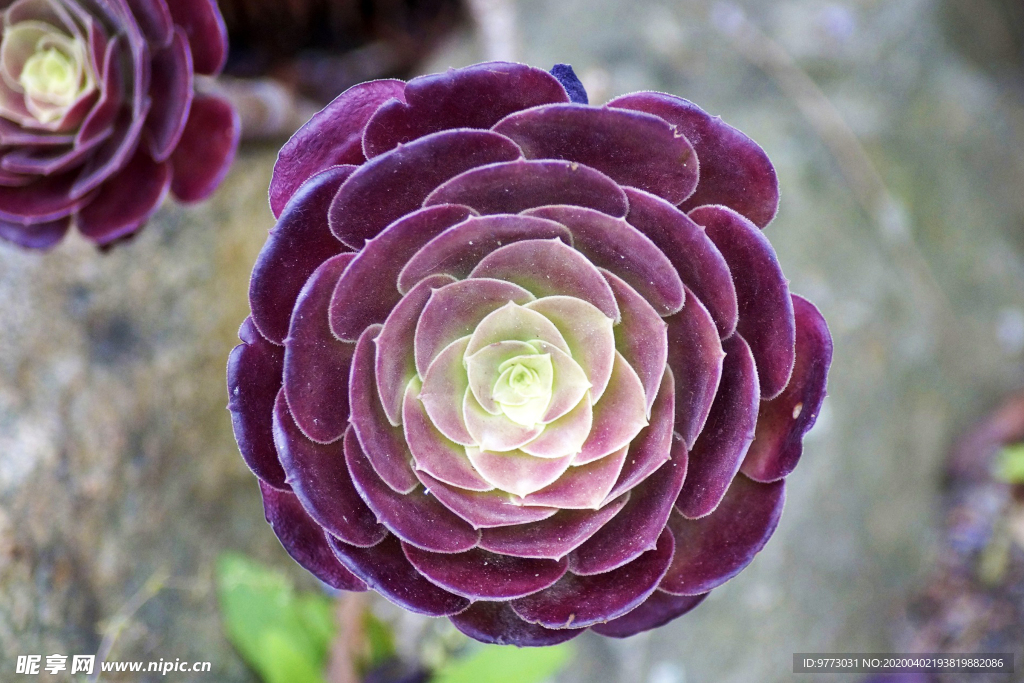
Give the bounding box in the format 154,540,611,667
229,61,833,645
0,0,239,249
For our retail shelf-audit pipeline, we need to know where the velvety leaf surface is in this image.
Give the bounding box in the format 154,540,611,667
464,301,570,358
418,471,559,529
450,602,583,647
77,148,170,244
169,94,239,203
603,270,668,414
403,544,568,600
166,0,228,75
524,296,615,401
575,353,649,464
665,292,724,449
591,590,707,638
605,370,676,500
418,336,474,446
466,446,574,497
519,444,625,509
145,27,192,162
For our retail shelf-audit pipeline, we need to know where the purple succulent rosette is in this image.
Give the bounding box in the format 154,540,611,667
0,0,239,249
228,62,833,646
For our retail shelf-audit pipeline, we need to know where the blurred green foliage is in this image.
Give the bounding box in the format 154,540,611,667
994,443,1024,484
431,641,574,683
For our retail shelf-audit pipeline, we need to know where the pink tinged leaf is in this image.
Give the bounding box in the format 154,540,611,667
676,334,760,519
145,27,193,162
274,403,387,547
282,254,356,444
519,393,593,459
464,301,570,358
227,317,288,490
466,446,574,496
77,149,171,245
603,270,668,415
376,274,457,426
569,443,686,575
269,79,405,217
260,482,366,591
493,103,698,204
449,601,583,647
665,291,725,449
591,590,707,638
605,370,677,501
329,204,472,342
344,428,480,553
170,94,240,202
125,0,173,47
524,205,685,315
662,475,785,595
742,295,832,482
511,528,675,629
0,172,92,223
469,238,620,321
362,61,569,158
417,471,558,528
76,36,122,147
249,166,353,345
166,0,228,75
403,378,494,492
419,336,474,446
398,214,572,292
414,278,535,377
692,204,795,399
327,534,469,616
7,0,78,32
478,493,630,559
0,118,73,146
403,544,568,600
0,217,69,250
574,353,649,465
329,130,521,249
524,296,615,401
466,340,540,415
425,159,628,218
349,325,421,493
519,443,625,509
624,188,738,337
608,92,780,228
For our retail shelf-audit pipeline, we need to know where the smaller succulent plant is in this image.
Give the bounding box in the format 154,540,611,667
229,62,832,645
0,0,239,249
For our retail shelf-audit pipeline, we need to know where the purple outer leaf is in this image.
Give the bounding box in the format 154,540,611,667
661,475,785,595
608,92,780,228
591,590,707,638
362,61,569,158
166,0,228,75
169,94,240,203
692,204,795,399
0,171,92,224
260,482,366,591
525,205,685,316
510,528,674,629
665,290,724,449
676,335,759,519
282,254,356,444
605,369,676,501
145,27,193,162
450,601,583,647
344,427,481,553
414,278,535,377
328,534,470,616
569,440,686,575
349,325,421,492
603,270,668,414
126,0,173,47
469,238,620,321
329,205,472,342
493,103,697,204
250,166,353,345
425,159,628,218
478,493,630,559
329,130,520,249
274,403,387,548
227,317,288,490
742,295,832,482
376,274,457,426
624,188,738,337
398,214,572,292
418,471,559,529
0,217,69,250
270,79,405,217
403,544,568,600
77,149,171,245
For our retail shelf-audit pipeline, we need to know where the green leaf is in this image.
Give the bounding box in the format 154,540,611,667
215,553,337,683
432,643,574,683
994,442,1024,484
363,610,396,669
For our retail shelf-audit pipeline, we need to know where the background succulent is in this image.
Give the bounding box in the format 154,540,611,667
0,0,239,249
228,61,833,646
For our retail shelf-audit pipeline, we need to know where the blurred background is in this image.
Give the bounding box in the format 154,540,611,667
3,0,1024,680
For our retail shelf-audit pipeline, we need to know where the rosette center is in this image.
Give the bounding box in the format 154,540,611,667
491,352,553,427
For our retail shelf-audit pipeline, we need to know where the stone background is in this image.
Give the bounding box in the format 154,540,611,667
2,0,1024,681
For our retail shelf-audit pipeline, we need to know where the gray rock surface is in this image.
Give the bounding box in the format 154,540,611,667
2,0,1024,681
